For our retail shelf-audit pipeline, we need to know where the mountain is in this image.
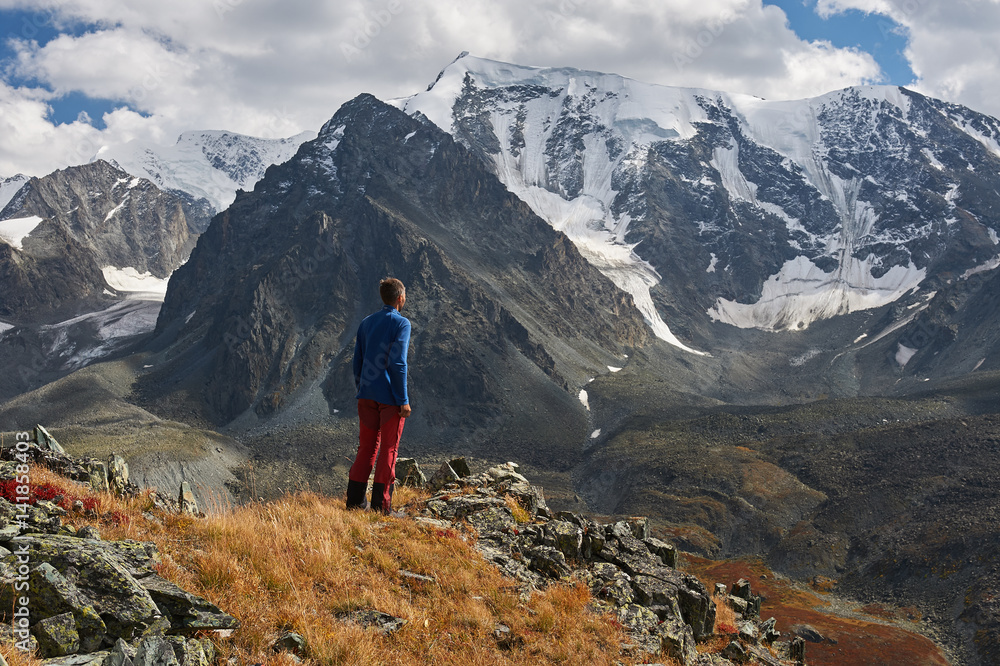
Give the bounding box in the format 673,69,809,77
0,160,211,399
0,173,28,212
96,129,317,213
137,93,649,466
395,55,1000,362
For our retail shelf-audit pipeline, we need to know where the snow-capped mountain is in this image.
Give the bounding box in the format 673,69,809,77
95,129,316,213
396,54,1000,350
0,174,28,212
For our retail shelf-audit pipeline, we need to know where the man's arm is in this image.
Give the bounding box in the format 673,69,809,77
388,318,410,410
352,325,364,391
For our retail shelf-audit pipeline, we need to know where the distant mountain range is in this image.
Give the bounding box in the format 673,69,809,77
95,129,316,213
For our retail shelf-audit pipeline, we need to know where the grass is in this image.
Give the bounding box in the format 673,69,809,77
1,466,649,666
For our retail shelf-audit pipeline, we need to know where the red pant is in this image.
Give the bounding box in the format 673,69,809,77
349,399,406,505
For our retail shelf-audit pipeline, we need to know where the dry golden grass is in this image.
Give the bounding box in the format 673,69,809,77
6,467,648,666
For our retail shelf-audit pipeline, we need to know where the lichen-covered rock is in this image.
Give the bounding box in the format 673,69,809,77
133,635,180,666
588,562,635,606
105,637,137,666
658,616,698,665
27,563,106,652
547,521,583,559
644,536,677,568
10,535,161,639
395,458,426,487
273,631,308,656
35,425,67,454
32,612,80,658
87,462,109,494
448,457,471,478
138,574,240,632
178,482,199,516
107,455,129,497
526,545,571,579
428,462,460,491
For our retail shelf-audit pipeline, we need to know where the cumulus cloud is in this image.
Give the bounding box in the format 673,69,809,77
0,0,890,177
818,0,1000,118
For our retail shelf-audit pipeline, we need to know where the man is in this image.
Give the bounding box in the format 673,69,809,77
346,277,412,514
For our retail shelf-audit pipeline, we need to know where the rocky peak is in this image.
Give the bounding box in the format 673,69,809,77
141,94,648,457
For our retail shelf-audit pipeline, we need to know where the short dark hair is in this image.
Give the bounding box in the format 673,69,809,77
380,277,405,305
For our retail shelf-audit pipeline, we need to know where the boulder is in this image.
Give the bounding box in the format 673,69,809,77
104,638,137,666
448,457,472,478
35,425,67,454
722,639,749,663
644,536,677,568
588,562,635,606
87,462,109,494
395,458,426,487
658,616,698,665
31,612,79,658
428,462,460,491
338,610,407,635
107,455,129,496
273,631,308,656
547,521,583,559
27,563,106,652
133,635,180,666
138,574,240,632
178,482,199,516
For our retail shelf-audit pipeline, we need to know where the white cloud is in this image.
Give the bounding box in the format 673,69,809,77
818,0,1000,118
0,0,892,177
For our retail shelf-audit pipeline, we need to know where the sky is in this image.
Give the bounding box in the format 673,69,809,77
1,0,998,178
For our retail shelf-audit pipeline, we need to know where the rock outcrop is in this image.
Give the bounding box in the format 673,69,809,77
0,437,233,663
407,458,803,665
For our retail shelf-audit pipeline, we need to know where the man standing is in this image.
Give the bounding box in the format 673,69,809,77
346,277,412,513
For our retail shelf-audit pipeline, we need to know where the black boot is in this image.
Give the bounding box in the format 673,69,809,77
371,483,398,515
370,482,387,513
345,479,368,510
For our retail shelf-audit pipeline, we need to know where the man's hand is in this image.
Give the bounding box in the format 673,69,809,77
399,404,412,418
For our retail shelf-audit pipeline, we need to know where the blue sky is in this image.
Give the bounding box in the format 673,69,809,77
0,7,122,128
764,0,916,86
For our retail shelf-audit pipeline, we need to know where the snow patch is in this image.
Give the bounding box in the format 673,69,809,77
707,253,718,273
578,389,590,410
989,228,999,245
961,255,1000,279
0,321,13,335
895,343,918,367
853,333,868,344
709,255,926,331
101,266,170,301
607,366,622,372
789,349,821,367
922,148,945,170
0,216,44,249
973,358,986,371
590,429,601,439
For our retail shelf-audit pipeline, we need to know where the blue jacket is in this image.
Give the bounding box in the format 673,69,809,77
353,305,410,405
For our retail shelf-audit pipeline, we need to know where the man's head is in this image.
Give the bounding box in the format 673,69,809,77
379,277,406,309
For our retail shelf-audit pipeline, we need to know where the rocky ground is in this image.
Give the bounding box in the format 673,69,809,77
0,432,235,665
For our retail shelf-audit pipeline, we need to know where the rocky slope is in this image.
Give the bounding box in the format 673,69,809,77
397,54,1000,367
137,94,649,465
0,159,210,322
0,161,214,401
